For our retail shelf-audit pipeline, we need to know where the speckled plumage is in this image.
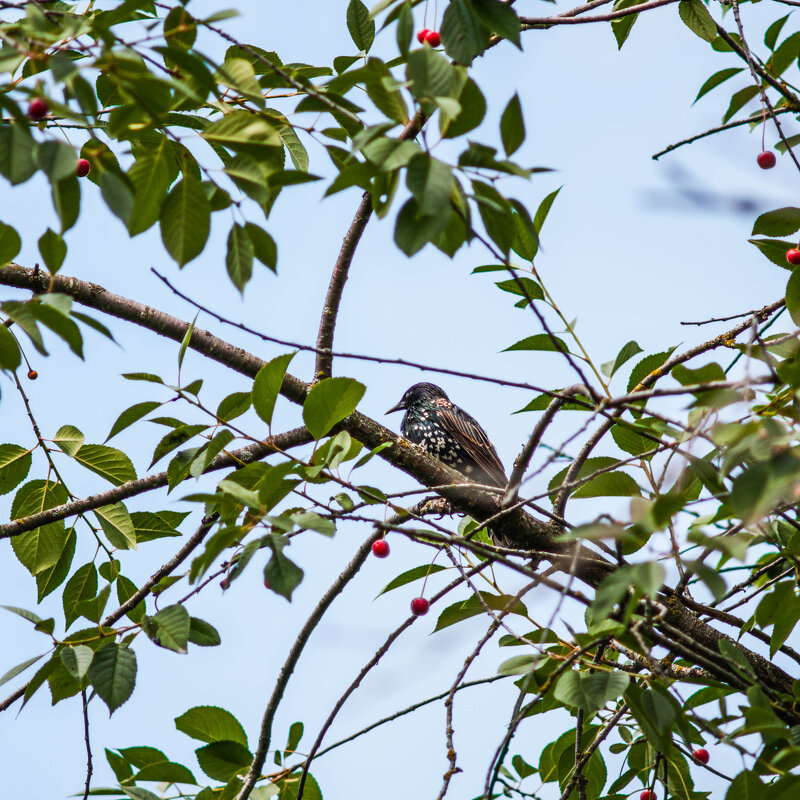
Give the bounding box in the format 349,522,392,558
386,383,506,487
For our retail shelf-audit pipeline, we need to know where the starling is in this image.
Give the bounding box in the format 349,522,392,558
386,382,507,487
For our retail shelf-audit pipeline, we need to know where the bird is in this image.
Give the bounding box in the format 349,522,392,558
386,382,507,488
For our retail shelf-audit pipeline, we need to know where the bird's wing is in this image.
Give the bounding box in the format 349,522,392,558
436,402,507,486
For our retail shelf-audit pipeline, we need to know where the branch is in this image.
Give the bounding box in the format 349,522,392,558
503,385,594,509
101,513,218,627
80,689,92,800
314,109,426,379
235,532,378,800
0,427,311,539
293,562,491,800
521,0,677,26
653,108,795,160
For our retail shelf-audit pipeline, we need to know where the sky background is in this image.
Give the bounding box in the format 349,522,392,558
1,0,798,797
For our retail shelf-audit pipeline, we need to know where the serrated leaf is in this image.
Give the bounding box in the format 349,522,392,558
95,503,137,550
434,592,528,631
253,352,294,426
377,563,448,596
693,67,744,104
0,220,22,265
88,643,137,714
75,444,136,486
678,0,716,42
303,377,366,439
554,670,630,714
500,93,525,157
264,537,304,601
226,223,254,292
60,645,94,681
0,652,46,688
159,178,211,266
175,705,248,747
188,617,221,647
441,0,489,65
347,0,375,51
195,740,253,782
63,562,98,628
752,207,800,238
0,444,32,495
107,401,161,441
148,604,191,653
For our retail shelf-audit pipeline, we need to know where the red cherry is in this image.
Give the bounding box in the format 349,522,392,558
787,248,800,265
76,158,91,178
757,150,776,169
417,28,429,43
28,98,48,120
640,791,656,800
372,539,390,558
692,748,709,764
410,597,429,616
27,369,38,380
424,30,441,47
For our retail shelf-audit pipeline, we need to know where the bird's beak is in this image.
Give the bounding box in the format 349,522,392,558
385,401,403,415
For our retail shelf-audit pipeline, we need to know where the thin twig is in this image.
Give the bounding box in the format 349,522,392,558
235,532,380,800
80,689,92,800
521,0,677,26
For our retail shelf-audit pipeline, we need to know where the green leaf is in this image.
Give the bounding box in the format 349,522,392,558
434,592,528,631
443,77,486,139
500,93,525,156
406,153,454,216
226,223,254,292
253,353,295,426
74,444,137,486
217,391,252,422
549,456,641,500
441,0,490,65
678,0,716,42
107,401,161,441
148,604,191,653
63,563,98,628
602,340,643,379
10,480,69,575
347,0,375,51
749,237,797,269
494,277,544,303
786,268,800,326
52,175,81,233
554,670,630,714
503,334,568,353
175,705,248,747
37,228,67,273
99,171,134,227
36,140,78,183
627,348,676,392
195,740,253,782
303,377,366,439
394,196,451,255
292,511,335,537
53,424,84,457
752,207,800,238
0,652,46,688
0,220,21,264
771,30,800,75
150,424,207,468
722,86,759,124
765,14,790,50
189,617,221,647
159,178,211,266
245,223,277,271
88,643,137,714
116,575,146,623
625,684,675,751
406,47,454,100
202,110,282,157
60,645,94,681
473,0,521,48
0,125,36,185
0,324,20,371
0,444,32,495
134,761,197,785
264,537,304,601
377,564,449,596
94,503,137,550
693,67,744,104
